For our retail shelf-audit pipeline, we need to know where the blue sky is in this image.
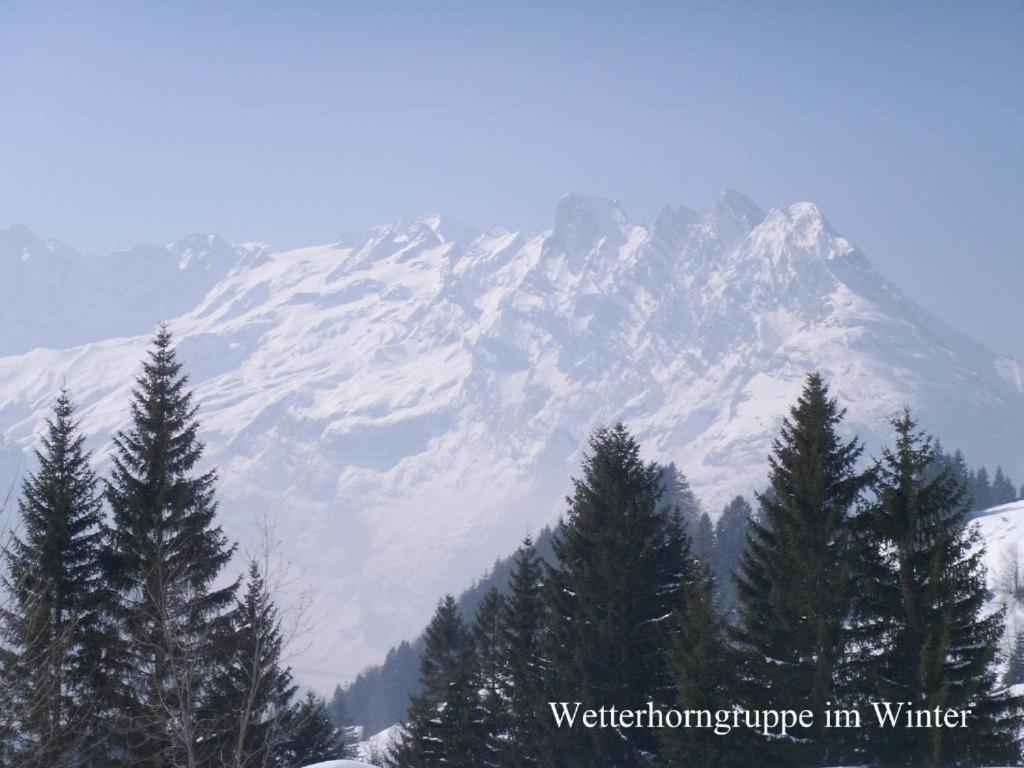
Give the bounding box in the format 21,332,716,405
1,1,1021,355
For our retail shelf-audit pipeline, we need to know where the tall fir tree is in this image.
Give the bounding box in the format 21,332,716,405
389,595,480,768
282,691,348,766
733,372,870,766
327,689,357,750
970,466,993,510
712,495,752,614
208,560,298,767
499,537,546,768
657,462,701,530
0,389,107,768
542,424,692,767
992,466,1017,506
471,588,507,768
694,510,715,563
660,562,746,767
854,412,1022,767
102,326,238,767
1005,627,1024,688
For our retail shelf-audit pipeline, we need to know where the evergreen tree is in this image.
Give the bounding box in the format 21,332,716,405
1005,627,1024,688
282,691,348,766
102,326,238,766
341,640,422,737
712,495,752,614
327,688,357,749
499,538,546,768
471,588,506,768
209,560,297,767
658,462,701,529
992,466,1017,506
947,449,972,492
389,596,479,768
855,412,1022,767
0,389,106,767
970,466,993,510
694,510,715,563
660,562,745,767
543,424,692,766
733,372,870,766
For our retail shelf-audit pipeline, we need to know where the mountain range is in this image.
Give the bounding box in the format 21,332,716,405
1,191,1022,687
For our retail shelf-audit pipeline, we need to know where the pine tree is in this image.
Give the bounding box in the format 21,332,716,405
658,462,701,529
970,466,993,510
948,449,971,491
733,372,870,766
327,688,357,749
471,588,506,768
543,424,691,766
694,511,715,563
389,595,479,768
992,466,1017,506
855,411,1022,767
282,691,348,766
499,538,546,768
712,495,752,614
0,389,106,767
660,562,745,767
1005,627,1024,688
102,326,238,766
208,561,298,767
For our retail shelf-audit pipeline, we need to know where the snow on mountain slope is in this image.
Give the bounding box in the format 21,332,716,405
975,500,1024,609
0,225,269,355
0,192,1022,687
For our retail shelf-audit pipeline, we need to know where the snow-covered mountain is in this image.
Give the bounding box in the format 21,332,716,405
1,191,1022,686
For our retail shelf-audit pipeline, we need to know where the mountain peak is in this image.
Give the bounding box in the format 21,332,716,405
652,204,699,248
0,223,67,265
710,189,765,228
551,193,630,251
417,213,477,244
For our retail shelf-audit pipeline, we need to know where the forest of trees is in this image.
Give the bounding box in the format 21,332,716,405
334,428,1022,750
0,328,350,768
381,374,1024,768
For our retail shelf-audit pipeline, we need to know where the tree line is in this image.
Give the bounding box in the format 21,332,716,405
0,328,349,768
333,442,1019,739
386,373,1023,768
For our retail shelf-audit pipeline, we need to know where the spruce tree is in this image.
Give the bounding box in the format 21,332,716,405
733,372,870,766
209,560,297,767
660,562,745,767
1005,628,1024,687
658,462,701,529
0,389,106,767
499,538,546,768
327,689,357,749
971,466,993,510
282,691,348,766
712,495,752,614
471,587,506,768
543,424,691,766
694,510,715,563
102,326,238,766
856,412,1022,767
390,595,480,768
992,466,1017,506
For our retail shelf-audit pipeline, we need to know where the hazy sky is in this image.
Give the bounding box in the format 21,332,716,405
2,1,1022,355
